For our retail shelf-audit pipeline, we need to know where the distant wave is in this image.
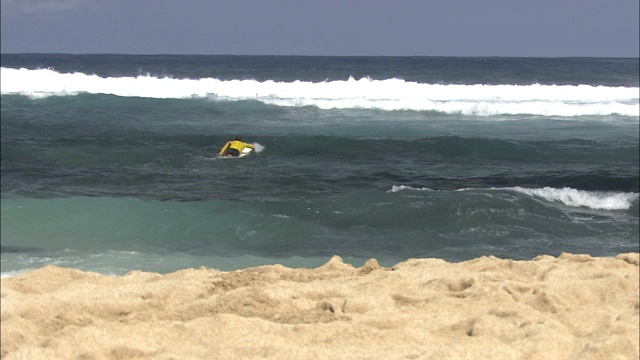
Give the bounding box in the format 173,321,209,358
2,67,639,117
389,185,639,211
388,185,435,193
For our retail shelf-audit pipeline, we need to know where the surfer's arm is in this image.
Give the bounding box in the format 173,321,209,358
244,143,256,151
218,142,231,156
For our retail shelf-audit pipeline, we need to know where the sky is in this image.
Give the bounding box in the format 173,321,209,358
1,0,638,57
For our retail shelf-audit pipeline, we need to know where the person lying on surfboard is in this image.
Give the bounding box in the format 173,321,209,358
218,135,256,157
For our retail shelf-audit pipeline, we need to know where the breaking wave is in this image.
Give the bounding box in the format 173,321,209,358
2,67,638,117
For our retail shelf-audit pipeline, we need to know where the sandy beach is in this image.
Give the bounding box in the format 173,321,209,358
1,252,638,359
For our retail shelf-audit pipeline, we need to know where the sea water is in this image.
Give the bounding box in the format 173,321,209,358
1,55,638,276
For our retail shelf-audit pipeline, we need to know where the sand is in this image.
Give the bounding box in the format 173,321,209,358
1,252,638,360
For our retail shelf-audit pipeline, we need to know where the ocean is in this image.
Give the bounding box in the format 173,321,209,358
1,54,638,276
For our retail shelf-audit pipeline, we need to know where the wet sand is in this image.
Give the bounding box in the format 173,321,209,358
1,252,638,359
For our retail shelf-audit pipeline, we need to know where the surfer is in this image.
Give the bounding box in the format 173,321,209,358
218,135,256,157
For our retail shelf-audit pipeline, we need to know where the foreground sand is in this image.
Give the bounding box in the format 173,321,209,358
1,253,638,360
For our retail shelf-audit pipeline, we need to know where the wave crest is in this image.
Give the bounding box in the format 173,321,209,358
1,67,638,117
390,185,638,210
508,186,638,210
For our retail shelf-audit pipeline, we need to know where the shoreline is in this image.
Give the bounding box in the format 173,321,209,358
2,252,638,359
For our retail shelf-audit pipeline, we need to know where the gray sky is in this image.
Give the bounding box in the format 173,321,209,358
1,0,638,57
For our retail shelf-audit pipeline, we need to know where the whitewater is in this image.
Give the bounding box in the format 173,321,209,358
2,67,638,116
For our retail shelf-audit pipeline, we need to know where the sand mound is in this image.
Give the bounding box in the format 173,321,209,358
2,253,638,359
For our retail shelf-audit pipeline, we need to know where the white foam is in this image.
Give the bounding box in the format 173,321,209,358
388,185,433,193
389,185,639,211
2,68,638,117
507,186,639,210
